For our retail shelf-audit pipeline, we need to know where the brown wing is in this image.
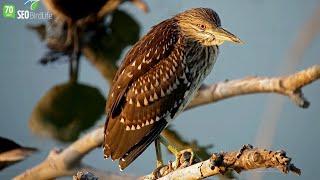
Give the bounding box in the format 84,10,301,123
105,18,179,120
103,18,192,169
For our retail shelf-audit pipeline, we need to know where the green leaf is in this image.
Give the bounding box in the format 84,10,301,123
30,1,40,11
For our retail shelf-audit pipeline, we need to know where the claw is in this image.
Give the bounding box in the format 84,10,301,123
172,148,198,169
152,164,166,178
156,159,164,168
181,148,195,165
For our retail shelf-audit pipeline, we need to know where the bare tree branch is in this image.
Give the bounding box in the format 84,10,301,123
144,145,300,180
15,65,319,179
187,65,320,110
73,171,98,180
14,128,136,180
14,128,103,179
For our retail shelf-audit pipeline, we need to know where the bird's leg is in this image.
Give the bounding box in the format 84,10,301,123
154,138,164,168
152,138,168,178
158,135,198,169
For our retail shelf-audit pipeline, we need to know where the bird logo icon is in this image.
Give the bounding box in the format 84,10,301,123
24,0,40,11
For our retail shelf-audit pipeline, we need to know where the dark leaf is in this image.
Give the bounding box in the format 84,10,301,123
29,82,105,142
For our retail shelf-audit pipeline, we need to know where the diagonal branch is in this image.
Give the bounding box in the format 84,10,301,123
187,65,320,110
14,128,104,179
144,145,300,180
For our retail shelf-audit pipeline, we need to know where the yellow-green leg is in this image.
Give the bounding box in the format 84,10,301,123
154,138,164,168
158,135,199,168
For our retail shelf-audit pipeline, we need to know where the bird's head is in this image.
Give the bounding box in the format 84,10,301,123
176,8,243,46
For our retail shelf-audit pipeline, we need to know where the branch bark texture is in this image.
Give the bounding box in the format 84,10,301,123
14,128,103,179
145,145,300,180
187,65,320,110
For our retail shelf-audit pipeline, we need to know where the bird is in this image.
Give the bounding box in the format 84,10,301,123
103,7,243,170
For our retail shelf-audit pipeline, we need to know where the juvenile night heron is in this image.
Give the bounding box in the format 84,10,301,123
103,8,243,170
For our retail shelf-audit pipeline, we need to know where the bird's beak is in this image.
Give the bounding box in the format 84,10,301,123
211,27,244,44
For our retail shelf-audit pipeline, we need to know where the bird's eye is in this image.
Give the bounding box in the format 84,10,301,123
197,24,206,31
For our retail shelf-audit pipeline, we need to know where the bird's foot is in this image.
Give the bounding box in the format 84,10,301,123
156,159,164,168
152,163,167,179
172,148,199,169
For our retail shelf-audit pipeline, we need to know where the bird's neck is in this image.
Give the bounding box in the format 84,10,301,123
184,39,219,81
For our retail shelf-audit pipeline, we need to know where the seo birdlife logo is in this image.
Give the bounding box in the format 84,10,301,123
24,0,40,11
16,0,40,19
2,0,52,20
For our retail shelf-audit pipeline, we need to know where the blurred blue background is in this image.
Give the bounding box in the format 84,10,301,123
0,0,319,179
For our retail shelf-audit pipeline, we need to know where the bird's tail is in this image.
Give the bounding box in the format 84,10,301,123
119,119,167,170
103,116,167,170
